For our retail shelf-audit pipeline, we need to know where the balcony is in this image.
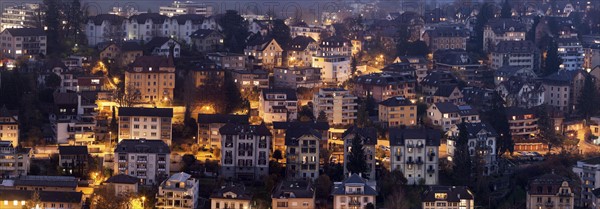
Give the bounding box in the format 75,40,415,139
429,152,435,157
346,191,364,195
137,159,147,163
406,160,415,164
416,159,423,165
348,200,361,206
558,192,572,197
544,201,554,207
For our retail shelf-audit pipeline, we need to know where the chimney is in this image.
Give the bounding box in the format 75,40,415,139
168,42,175,66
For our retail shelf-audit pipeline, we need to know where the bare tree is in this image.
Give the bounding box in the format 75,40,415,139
114,82,139,107
384,188,410,209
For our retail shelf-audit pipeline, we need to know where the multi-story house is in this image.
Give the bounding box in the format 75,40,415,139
427,102,480,131
187,60,223,88
207,52,245,70
156,172,199,209
210,183,252,209
1,3,43,31
0,190,83,209
271,121,329,153
311,55,351,84
290,22,323,42
118,107,173,146
318,35,352,57
189,29,223,53
422,186,475,209
285,127,321,180
433,49,485,85
245,37,283,69
231,69,269,90
52,91,97,145
0,28,46,59
506,107,539,139
86,14,126,46
105,174,139,196
159,1,213,17
447,122,498,175
144,37,181,58
99,41,143,66
490,41,540,71
389,128,440,185
572,157,600,207
114,139,170,185
286,36,318,67
557,38,584,71
526,173,575,209
422,26,469,52
496,80,545,108
272,180,315,209
219,123,271,180
541,70,586,113
493,66,538,86
0,141,30,178
58,146,88,176
353,72,417,102
124,13,168,42
378,96,417,128
583,44,600,71
392,56,428,82
197,114,249,149
421,71,460,97
342,127,377,179
258,89,298,124
483,18,526,52
426,85,464,105
332,174,378,209
124,54,176,104
274,67,322,89
0,107,19,146
312,88,358,126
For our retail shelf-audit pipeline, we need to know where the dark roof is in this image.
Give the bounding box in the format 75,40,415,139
505,106,535,117
121,41,143,52
541,69,585,85
580,157,600,165
287,36,316,51
219,123,271,136
433,102,478,116
14,176,78,188
119,107,173,117
285,127,322,146
115,139,170,154
421,71,458,86
105,174,139,184
332,174,377,195
247,35,275,48
425,27,469,38
381,63,416,74
341,126,377,145
593,188,600,198
210,184,253,200
354,72,416,86
190,29,221,39
528,173,573,195
273,180,315,199
320,35,352,47
434,49,478,65
129,55,175,70
463,122,498,138
58,146,88,155
89,14,124,25
262,88,297,100
486,18,526,34
4,28,45,36
492,40,538,53
197,114,249,124
172,14,204,25
0,190,83,203
422,186,474,202
379,96,414,107
434,85,459,97
129,13,168,24
272,121,329,130
389,128,441,146
144,37,179,52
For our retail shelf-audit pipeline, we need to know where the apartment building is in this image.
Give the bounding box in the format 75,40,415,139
114,139,171,185
85,14,126,46
0,107,19,146
483,18,526,52
210,184,252,209
422,26,469,52
318,36,352,57
259,89,298,124
422,186,475,209
389,128,441,185
353,72,417,102
124,54,176,104
156,172,199,209
557,38,584,71
427,102,480,131
312,88,358,126
98,41,143,66
286,36,318,67
285,127,321,180
7,175,78,191
0,141,30,178
573,157,600,207
0,3,42,31
311,55,351,84
159,1,213,17
526,173,575,209
490,40,540,71
271,121,329,153
493,66,538,86
541,70,586,113
118,107,173,146
245,37,283,69
0,28,46,59
332,174,377,209
124,13,168,42
342,127,377,179
0,190,83,209
583,44,600,71
197,114,249,149
274,67,322,89
231,69,270,90
378,96,417,128
446,122,498,175
219,123,271,180
189,29,223,53
58,146,88,176
290,22,323,42
207,52,246,70
506,107,539,139
272,180,315,209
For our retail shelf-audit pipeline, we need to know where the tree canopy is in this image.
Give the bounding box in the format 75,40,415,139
219,10,250,53
346,135,369,178
577,75,599,119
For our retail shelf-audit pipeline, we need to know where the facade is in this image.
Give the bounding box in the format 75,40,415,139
58,146,88,176
210,184,252,209
342,127,377,179
332,174,377,209
573,157,600,207
285,127,321,180
0,107,19,146
422,186,475,209
493,66,538,86
274,67,322,89
318,36,352,57
393,56,429,82
258,89,298,124
207,52,245,70
114,139,171,185
1,3,42,31
0,190,83,209
0,28,46,59
219,123,271,180
271,121,329,153
197,114,249,149
483,18,526,52
353,72,417,102
490,41,540,71
389,128,441,185
0,141,30,178
286,36,318,67
557,38,584,71
583,44,600,71
99,41,143,66
427,102,480,131
187,61,224,88
144,37,181,58
189,29,223,53
118,107,173,146
231,69,270,90
506,107,539,139
85,14,125,46
378,96,417,128
446,122,498,175
541,70,586,112
104,174,139,196
245,37,284,69
10,175,78,191
156,172,199,209
272,180,316,209
124,13,168,42
159,1,213,17
312,55,351,84
290,22,323,42
312,88,358,126
124,55,176,104
422,27,469,52
526,173,575,209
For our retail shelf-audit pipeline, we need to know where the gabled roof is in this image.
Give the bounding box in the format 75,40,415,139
486,18,526,34
425,27,469,38
341,126,377,145
105,174,139,184
434,49,478,65
273,180,314,199
14,176,78,188
433,85,459,97
379,96,414,107
121,41,143,52
541,69,585,85
129,55,175,70
261,88,297,100
189,29,221,39
219,123,271,136
172,14,204,25
285,126,322,146
4,28,45,36
129,13,168,24
389,128,441,146
462,122,498,138
0,190,83,203
58,146,88,155
272,121,329,130
354,72,416,86
320,35,352,47
422,186,474,202
89,14,124,25
118,107,173,117
492,40,538,53
210,184,253,200
331,174,377,196
144,37,180,52
433,102,478,116
421,71,458,86
287,36,316,51
115,139,170,154
197,114,249,124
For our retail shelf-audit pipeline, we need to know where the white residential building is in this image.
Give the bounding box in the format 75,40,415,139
312,88,357,126
285,127,320,180
220,124,271,181
118,107,173,146
0,107,19,147
312,55,351,84
124,13,168,42
572,157,600,207
259,89,298,124
210,184,252,209
156,172,199,209
0,28,46,59
489,41,540,71
558,38,584,71
389,128,441,185
332,174,378,209
114,139,170,185
159,1,213,17
446,122,498,175
0,141,31,178
483,18,526,52
427,102,480,131
290,22,323,42
85,14,125,46
422,186,475,209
